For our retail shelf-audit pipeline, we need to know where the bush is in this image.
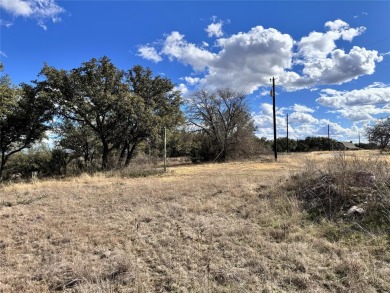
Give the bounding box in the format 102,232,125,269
285,153,390,231
3,147,51,179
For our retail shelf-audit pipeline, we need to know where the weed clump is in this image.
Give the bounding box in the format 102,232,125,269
287,153,390,231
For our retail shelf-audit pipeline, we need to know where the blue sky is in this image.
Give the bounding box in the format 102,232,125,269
1,1,389,143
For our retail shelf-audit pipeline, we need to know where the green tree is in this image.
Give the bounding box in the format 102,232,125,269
40,57,183,170
187,87,256,162
40,56,134,169
165,128,195,157
276,137,297,152
3,145,52,179
116,65,183,167
295,136,340,152
0,63,17,118
366,117,390,149
56,118,101,170
0,82,54,179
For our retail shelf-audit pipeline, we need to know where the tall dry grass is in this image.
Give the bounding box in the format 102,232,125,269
0,151,389,292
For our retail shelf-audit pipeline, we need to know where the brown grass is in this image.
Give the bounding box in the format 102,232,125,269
0,151,389,292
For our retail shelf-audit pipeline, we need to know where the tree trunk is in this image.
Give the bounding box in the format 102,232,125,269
117,140,129,167
101,143,110,170
83,141,90,169
0,152,8,181
124,143,138,167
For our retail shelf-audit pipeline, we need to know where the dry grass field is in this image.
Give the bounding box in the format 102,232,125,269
0,151,389,292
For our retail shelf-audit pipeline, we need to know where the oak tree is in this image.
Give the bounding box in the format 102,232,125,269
0,81,54,179
40,57,183,169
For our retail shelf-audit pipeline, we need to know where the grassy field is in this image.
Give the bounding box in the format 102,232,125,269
0,151,389,292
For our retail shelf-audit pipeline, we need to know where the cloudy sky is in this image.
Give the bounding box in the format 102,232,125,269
1,0,389,142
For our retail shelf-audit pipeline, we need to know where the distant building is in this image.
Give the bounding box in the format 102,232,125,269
338,141,360,150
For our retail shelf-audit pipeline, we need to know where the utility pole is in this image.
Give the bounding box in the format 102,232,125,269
286,113,289,153
359,132,361,148
328,124,330,151
270,77,277,161
163,127,167,172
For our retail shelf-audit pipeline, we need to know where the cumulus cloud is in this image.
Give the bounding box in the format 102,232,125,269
0,0,65,29
316,84,390,121
161,31,217,71
205,21,224,38
138,19,383,93
289,112,318,124
290,104,315,113
298,19,365,60
280,20,383,89
0,0,32,16
157,26,294,93
173,83,189,96
317,84,390,108
184,76,201,85
290,46,382,89
336,105,390,121
137,46,162,63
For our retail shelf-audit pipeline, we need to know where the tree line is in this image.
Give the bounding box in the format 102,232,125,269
1,57,389,180
0,57,263,180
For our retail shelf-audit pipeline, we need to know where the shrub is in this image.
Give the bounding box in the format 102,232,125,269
285,153,390,231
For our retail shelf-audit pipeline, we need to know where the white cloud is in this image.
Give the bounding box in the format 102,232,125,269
208,26,294,92
174,83,189,96
261,103,273,116
336,105,390,121
205,21,223,38
325,19,349,31
324,19,365,41
282,20,380,89
298,20,365,59
0,0,32,16
291,104,315,113
316,84,390,122
140,27,293,92
184,76,200,85
161,31,217,71
0,50,7,58
289,112,318,124
0,0,65,29
307,46,383,84
317,84,390,108
137,46,162,63
139,19,384,93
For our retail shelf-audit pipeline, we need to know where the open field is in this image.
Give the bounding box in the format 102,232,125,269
0,151,389,292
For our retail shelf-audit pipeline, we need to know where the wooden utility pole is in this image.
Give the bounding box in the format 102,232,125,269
270,77,277,161
328,124,330,151
163,127,167,172
286,113,289,153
